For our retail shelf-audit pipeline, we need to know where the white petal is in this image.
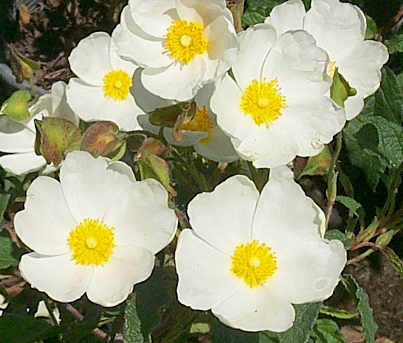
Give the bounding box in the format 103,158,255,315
0,117,36,153
141,57,205,101
188,175,258,255
304,0,365,61
128,0,177,38
49,81,79,125
233,122,298,168
212,283,295,332
273,239,346,303
88,245,155,307
110,179,177,254
0,153,46,175
14,176,76,255
232,24,277,90
114,8,173,68
194,126,239,163
19,253,92,303
252,166,325,243
68,32,112,85
66,78,142,131
176,229,239,310
211,74,255,141
202,15,238,80
60,151,135,222
264,0,305,36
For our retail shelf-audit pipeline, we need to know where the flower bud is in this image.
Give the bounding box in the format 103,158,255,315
0,90,31,122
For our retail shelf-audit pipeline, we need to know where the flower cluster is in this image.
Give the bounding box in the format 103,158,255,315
0,0,389,335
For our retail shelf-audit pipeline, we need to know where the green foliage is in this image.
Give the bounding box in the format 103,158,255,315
124,294,145,343
385,34,403,54
335,196,362,217
242,0,284,27
310,319,345,343
212,319,258,343
0,236,18,269
320,306,358,320
341,275,378,343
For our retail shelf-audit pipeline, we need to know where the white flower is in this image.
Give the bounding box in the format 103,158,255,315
139,83,239,163
34,300,61,324
15,151,177,307
211,24,345,168
66,30,143,131
265,0,389,120
113,0,238,101
0,294,8,315
0,81,78,175
175,166,346,332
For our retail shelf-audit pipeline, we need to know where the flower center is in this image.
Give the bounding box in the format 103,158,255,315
68,218,115,266
179,105,213,144
103,70,132,101
231,240,277,288
328,61,337,78
165,20,208,65
240,78,287,126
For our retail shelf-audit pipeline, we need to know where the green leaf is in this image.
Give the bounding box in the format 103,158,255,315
385,33,403,54
310,319,345,343
374,67,403,124
212,319,258,343
341,275,378,343
0,315,62,343
335,196,362,216
0,236,18,269
62,306,101,343
364,15,378,39
259,331,279,343
242,1,282,27
344,113,403,190
278,302,322,343
381,247,403,278
0,193,11,219
123,294,145,343
320,305,358,320
324,230,352,249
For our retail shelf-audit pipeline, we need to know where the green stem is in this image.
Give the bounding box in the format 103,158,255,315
43,298,58,326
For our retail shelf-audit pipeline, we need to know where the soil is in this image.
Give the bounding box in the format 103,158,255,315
1,1,403,342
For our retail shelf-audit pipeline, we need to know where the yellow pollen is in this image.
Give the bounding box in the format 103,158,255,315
240,78,287,126
179,105,213,144
68,218,115,266
231,240,277,288
165,20,207,64
103,69,132,101
328,61,337,78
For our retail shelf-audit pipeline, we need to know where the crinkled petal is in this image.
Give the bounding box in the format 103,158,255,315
212,283,295,332
304,0,365,61
273,238,346,304
252,165,325,243
108,179,177,254
60,151,135,223
14,176,76,255
114,8,173,68
128,0,177,38
141,56,205,101
66,78,142,131
232,24,277,90
68,32,112,85
176,0,232,27
88,245,155,307
232,123,298,168
265,0,305,36
19,253,92,303
176,229,239,310
0,152,46,175
188,175,258,255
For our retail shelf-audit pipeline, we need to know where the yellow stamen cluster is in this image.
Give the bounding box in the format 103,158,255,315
231,240,277,288
103,70,132,101
240,78,287,126
68,218,115,266
165,20,208,64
